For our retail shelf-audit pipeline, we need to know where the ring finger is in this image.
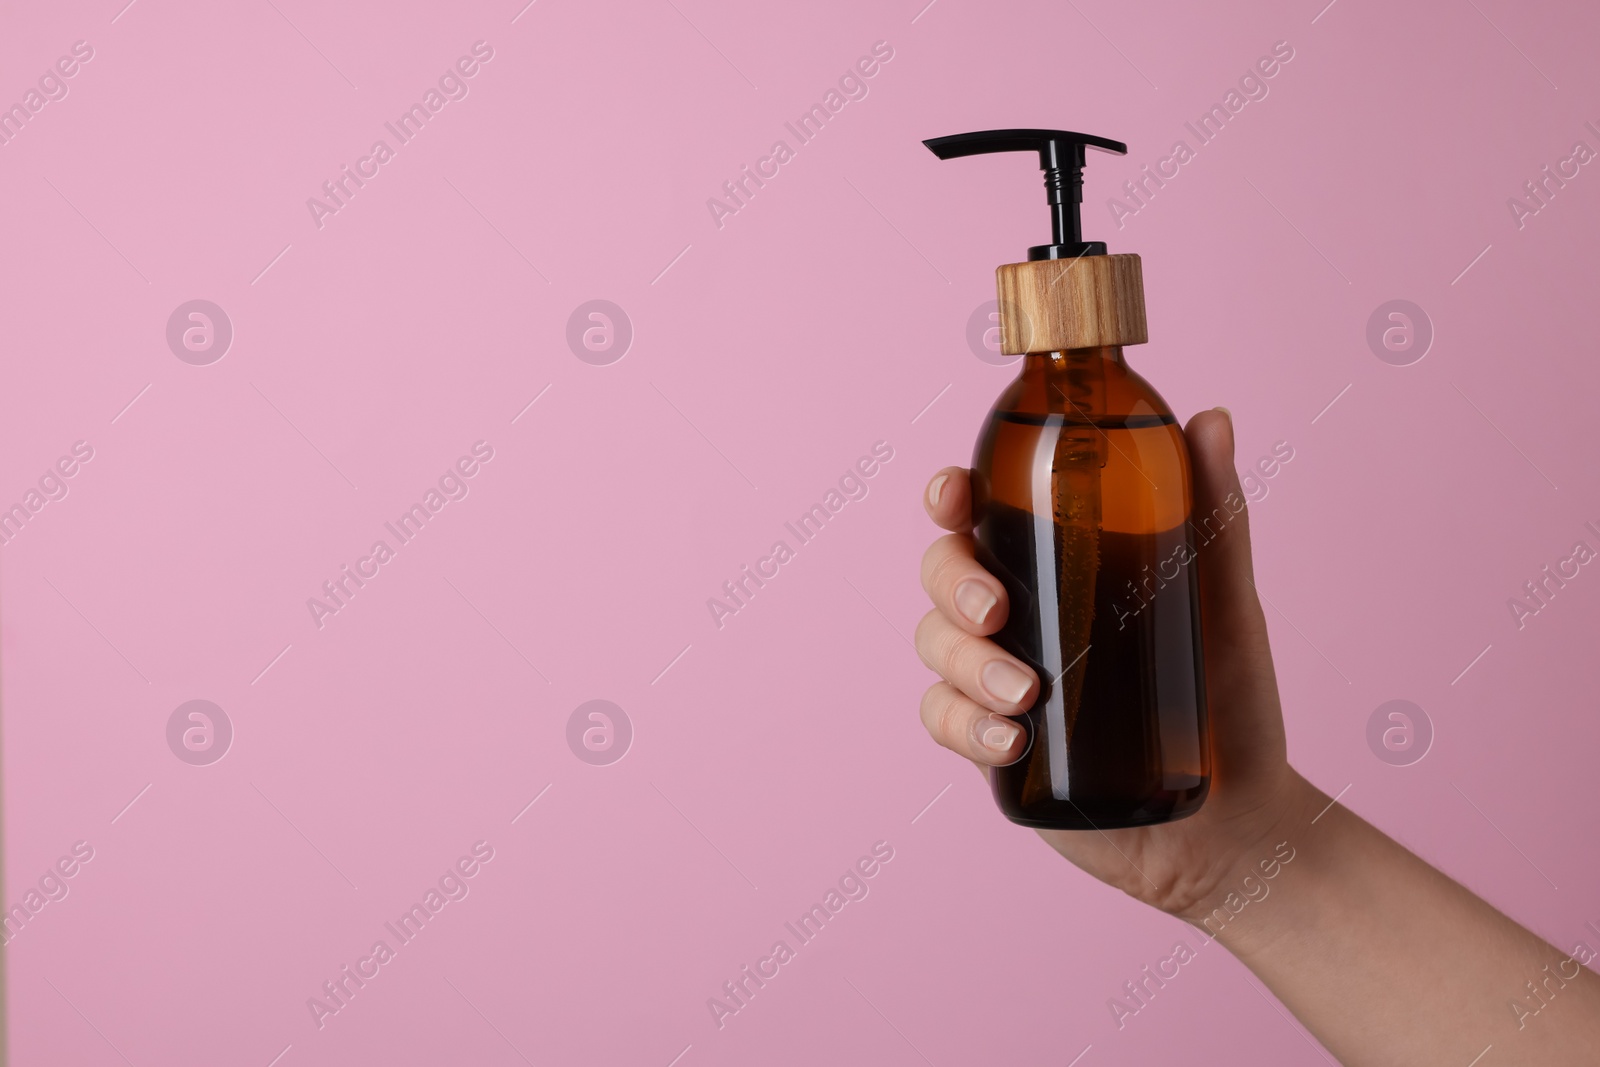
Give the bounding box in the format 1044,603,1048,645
914,609,1038,713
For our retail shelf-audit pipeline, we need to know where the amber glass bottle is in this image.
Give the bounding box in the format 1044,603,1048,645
971,347,1209,829
925,127,1211,829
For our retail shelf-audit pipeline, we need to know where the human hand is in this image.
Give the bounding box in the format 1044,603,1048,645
915,408,1318,920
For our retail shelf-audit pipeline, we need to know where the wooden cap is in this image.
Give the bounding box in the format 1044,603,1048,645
995,253,1148,354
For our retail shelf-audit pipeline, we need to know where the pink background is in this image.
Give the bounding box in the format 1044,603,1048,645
3,0,1599,1063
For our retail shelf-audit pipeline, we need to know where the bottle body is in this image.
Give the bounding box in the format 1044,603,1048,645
972,348,1209,829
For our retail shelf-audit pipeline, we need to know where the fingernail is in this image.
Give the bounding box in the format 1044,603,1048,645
954,580,997,627
1213,406,1236,459
928,474,949,508
981,660,1032,705
976,715,1022,754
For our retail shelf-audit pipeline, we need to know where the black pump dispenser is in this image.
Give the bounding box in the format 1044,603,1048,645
922,129,1127,261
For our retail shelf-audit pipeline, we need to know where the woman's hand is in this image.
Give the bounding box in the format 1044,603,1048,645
919,407,1600,1064
915,408,1317,920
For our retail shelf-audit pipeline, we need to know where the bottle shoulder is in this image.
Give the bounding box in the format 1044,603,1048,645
973,353,1193,531
1115,361,1176,417
985,354,1176,426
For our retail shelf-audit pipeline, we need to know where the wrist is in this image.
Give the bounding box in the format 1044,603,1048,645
1171,771,1326,939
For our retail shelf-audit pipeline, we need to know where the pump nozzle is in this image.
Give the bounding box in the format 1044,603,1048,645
923,129,1127,261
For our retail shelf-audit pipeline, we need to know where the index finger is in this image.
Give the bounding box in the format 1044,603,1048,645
924,467,973,532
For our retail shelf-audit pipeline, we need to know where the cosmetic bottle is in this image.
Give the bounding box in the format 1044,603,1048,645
925,129,1209,829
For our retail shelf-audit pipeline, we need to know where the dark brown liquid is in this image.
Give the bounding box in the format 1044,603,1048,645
972,356,1210,830
976,501,1208,827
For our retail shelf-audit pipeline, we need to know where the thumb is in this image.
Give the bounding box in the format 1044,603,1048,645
1183,408,1287,782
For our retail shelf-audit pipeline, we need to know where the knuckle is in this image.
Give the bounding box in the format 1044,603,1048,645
922,683,968,749
919,539,949,592
912,610,944,669
924,551,962,597
937,694,968,748
918,682,949,732
920,534,967,590
928,620,969,678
